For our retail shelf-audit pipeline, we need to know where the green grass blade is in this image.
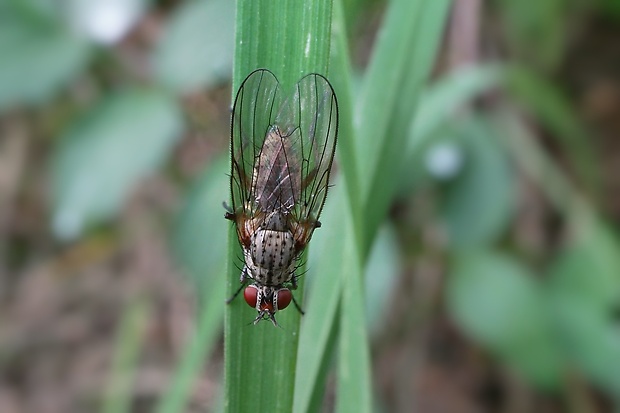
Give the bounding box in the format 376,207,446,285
357,0,452,257
355,0,424,176
410,64,505,149
294,1,454,411
329,0,362,238
294,2,376,409
294,186,371,413
293,182,347,413
336,217,372,413
225,1,334,412
232,1,334,88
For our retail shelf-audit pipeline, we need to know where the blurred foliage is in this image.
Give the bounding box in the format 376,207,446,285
0,7,92,109
1,0,620,412
1,0,234,241
432,117,516,248
160,159,228,413
51,88,183,239
447,250,564,389
153,0,234,93
170,156,228,298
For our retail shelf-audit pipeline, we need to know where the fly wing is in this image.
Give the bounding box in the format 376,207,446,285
230,69,282,217
251,125,302,213
275,74,338,238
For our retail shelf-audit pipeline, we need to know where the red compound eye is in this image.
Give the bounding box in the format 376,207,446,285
276,289,292,310
243,285,259,308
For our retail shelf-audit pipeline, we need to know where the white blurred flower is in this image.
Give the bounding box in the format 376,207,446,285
425,141,464,180
68,0,147,45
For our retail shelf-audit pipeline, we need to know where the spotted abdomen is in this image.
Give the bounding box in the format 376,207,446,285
249,229,296,285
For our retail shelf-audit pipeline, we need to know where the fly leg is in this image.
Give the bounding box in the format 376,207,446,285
291,293,305,315
226,266,250,304
226,283,245,305
287,270,305,315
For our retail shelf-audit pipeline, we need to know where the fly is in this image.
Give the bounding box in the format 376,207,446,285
225,69,338,326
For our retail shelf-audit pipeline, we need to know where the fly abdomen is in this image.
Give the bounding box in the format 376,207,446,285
249,228,295,285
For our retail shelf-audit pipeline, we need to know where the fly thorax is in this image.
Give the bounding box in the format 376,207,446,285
247,228,296,286
263,210,288,231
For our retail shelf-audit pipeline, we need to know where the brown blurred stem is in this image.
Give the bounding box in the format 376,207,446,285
447,0,481,68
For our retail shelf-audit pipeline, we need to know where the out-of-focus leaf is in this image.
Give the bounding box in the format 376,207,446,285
552,300,620,397
0,21,91,111
153,0,234,94
437,118,515,248
491,108,578,217
337,225,371,413
505,66,600,195
356,0,451,258
299,181,371,413
495,0,566,71
364,223,401,334
157,157,229,413
601,0,620,17
66,0,148,44
548,219,620,396
410,64,504,151
51,88,183,240
401,64,506,198
171,156,229,295
549,219,620,311
296,187,345,413
0,0,61,24
447,250,563,389
330,0,361,237
102,298,150,413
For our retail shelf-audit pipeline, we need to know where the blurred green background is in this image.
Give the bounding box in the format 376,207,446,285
1,0,620,412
